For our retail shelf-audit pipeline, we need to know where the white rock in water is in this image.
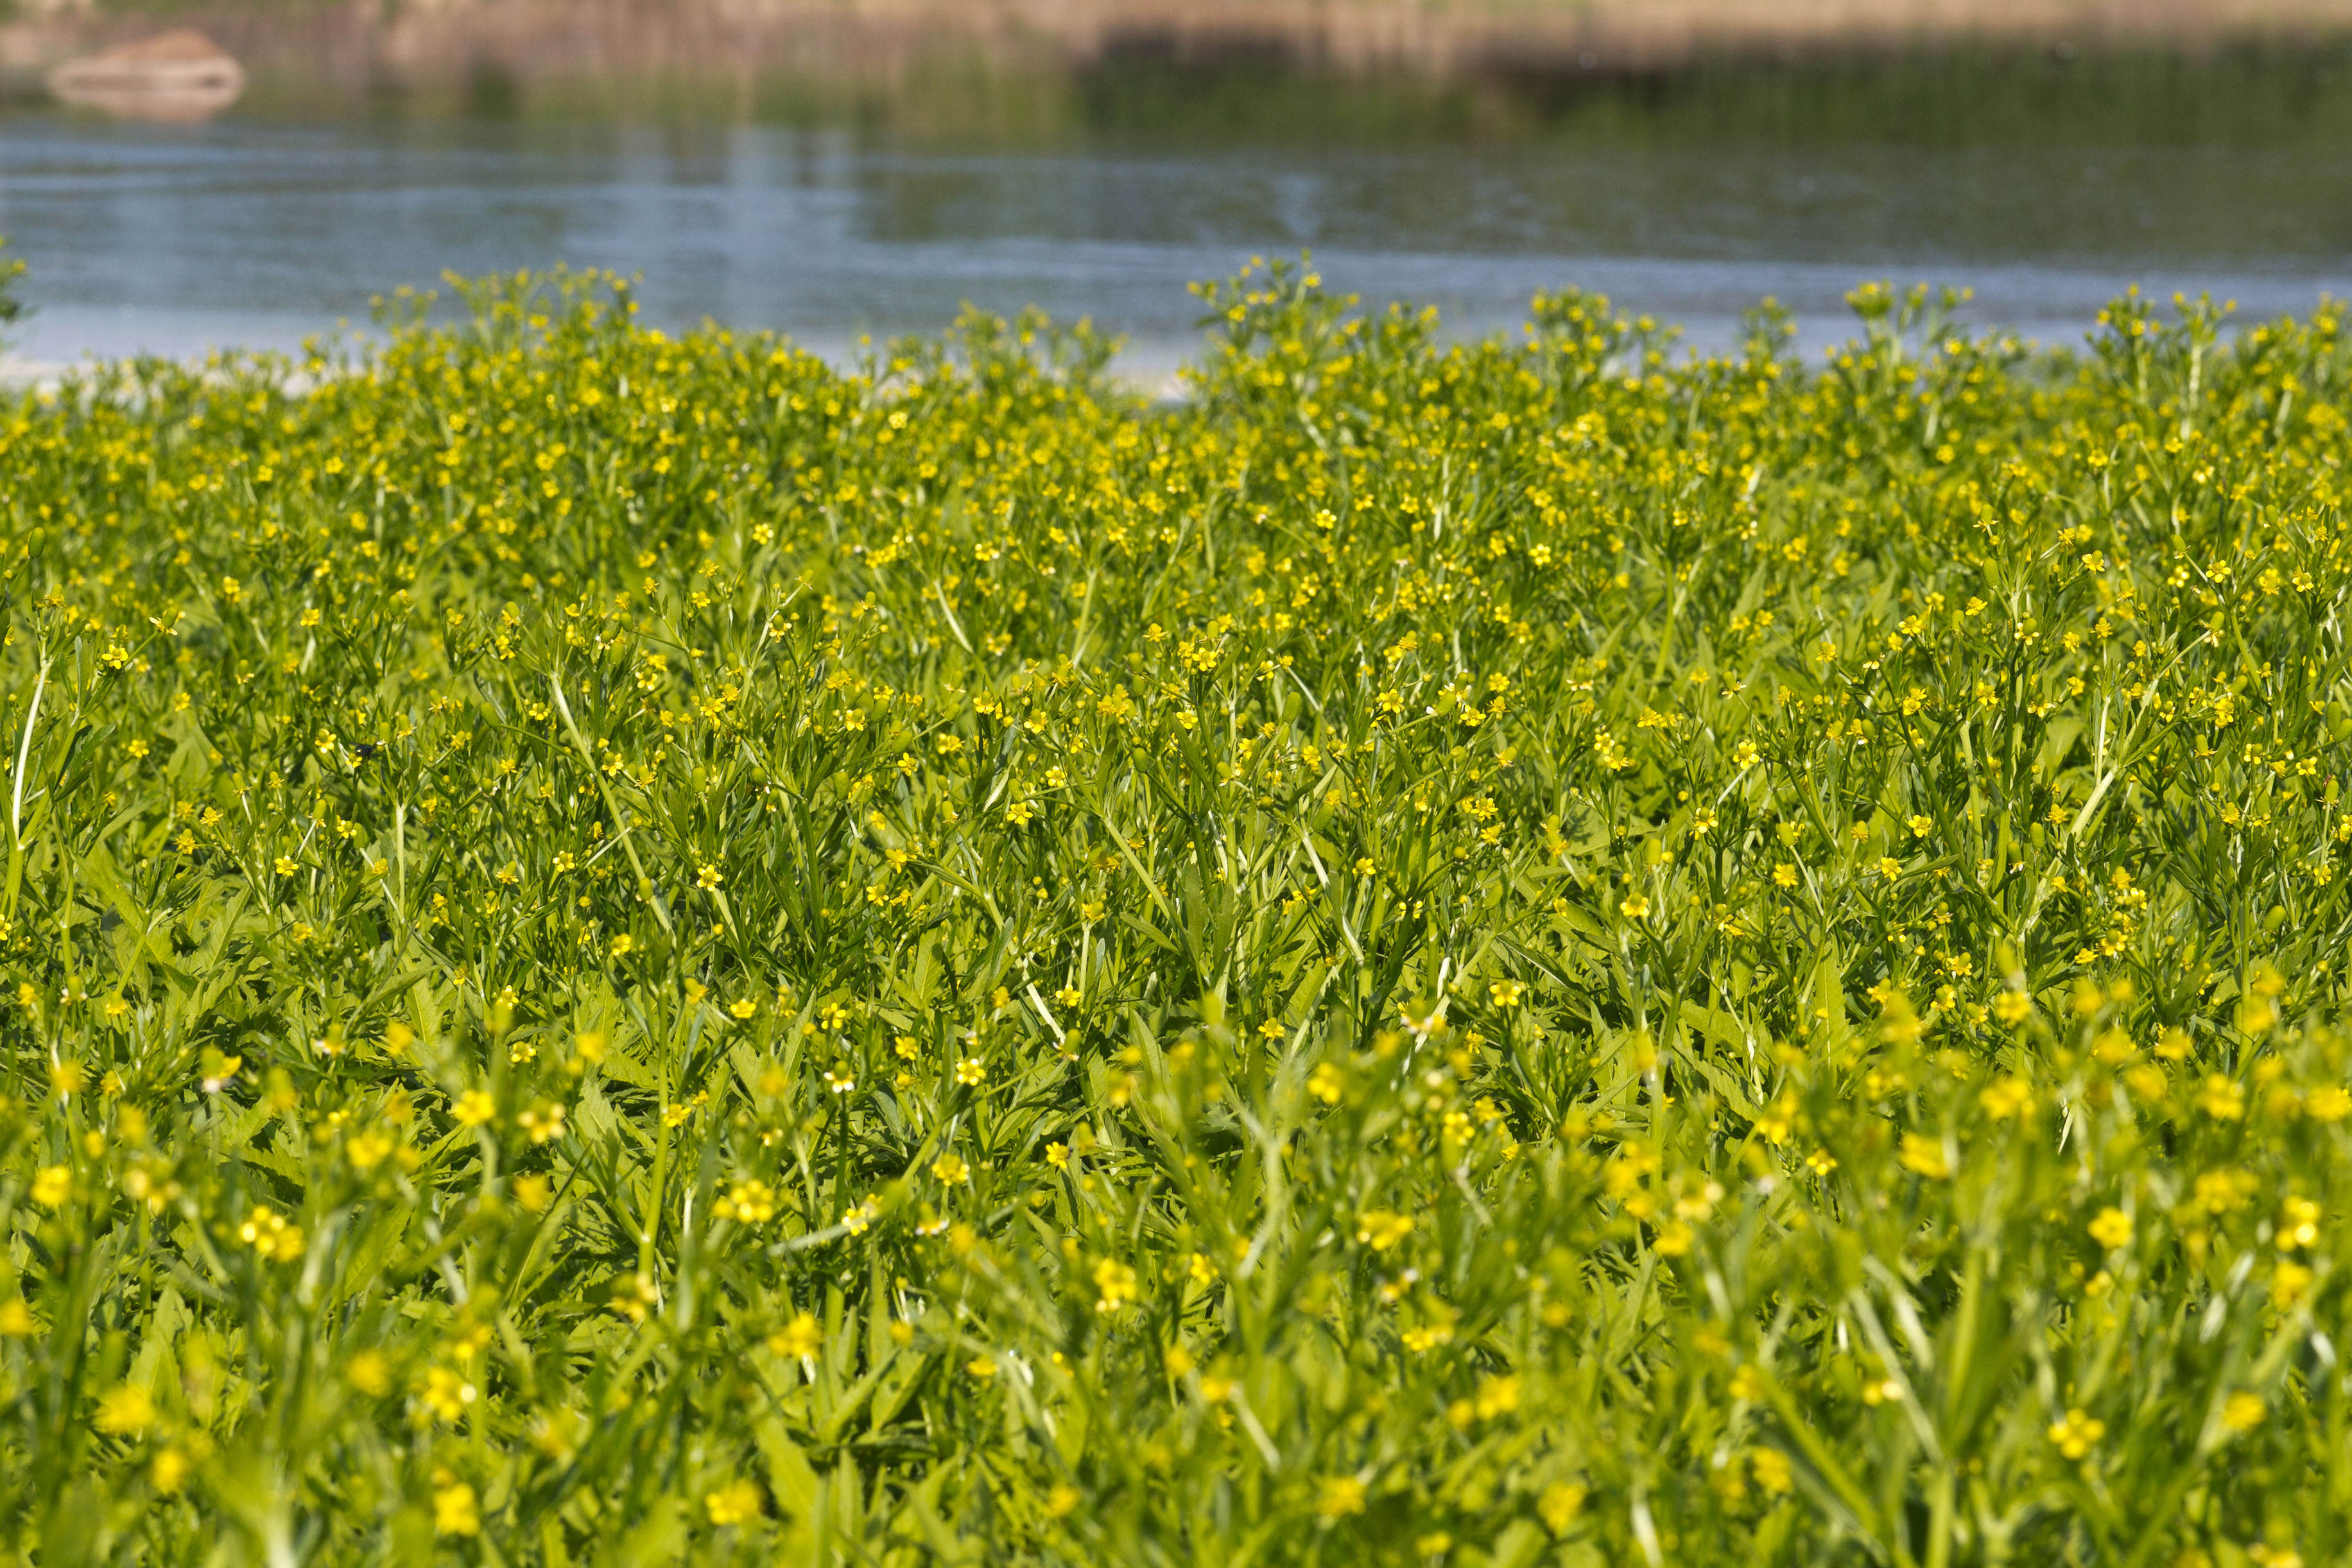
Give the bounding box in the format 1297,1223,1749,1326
48,28,246,121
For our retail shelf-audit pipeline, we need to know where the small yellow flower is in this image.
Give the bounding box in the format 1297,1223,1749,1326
2222,1391,2266,1433
421,1366,478,1423
955,1056,987,1087
705,1478,763,1527
1907,814,1934,838
151,1447,192,1495
1978,1078,2032,1119
1092,1257,1139,1313
2197,1074,2246,1120
453,1090,497,1128
2047,1407,2105,1459
965,1356,997,1380
274,856,299,876
1896,1133,1950,1180
345,1350,392,1397
1619,893,1650,920
1992,990,2033,1026
31,1165,70,1209
433,1483,480,1537
2088,1207,2134,1250
1489,979,1524,1008
1537,1481,1587,1533
2272,1259,2315,1308
0,1299,36,1337
95,1383,158,1436
696,863,722,890
768,1312,822,1360
1314,1476,1367,1521
729,998,757,1019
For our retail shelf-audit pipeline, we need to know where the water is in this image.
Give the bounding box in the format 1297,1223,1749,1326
5,57,2352,379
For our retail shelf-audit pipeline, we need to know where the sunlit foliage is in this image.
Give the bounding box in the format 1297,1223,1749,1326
3,262,2351,1565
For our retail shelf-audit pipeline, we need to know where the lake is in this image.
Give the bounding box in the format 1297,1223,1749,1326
4,51,2351,377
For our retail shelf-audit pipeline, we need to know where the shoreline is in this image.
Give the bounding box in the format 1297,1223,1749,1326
7,0,2352,102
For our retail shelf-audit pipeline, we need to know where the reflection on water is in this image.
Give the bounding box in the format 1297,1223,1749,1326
3,53,2351,375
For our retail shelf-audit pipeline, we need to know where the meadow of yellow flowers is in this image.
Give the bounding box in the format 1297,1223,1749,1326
1,259,2349,1565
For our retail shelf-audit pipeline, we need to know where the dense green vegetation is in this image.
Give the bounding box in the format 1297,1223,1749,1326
3,263,2352,1565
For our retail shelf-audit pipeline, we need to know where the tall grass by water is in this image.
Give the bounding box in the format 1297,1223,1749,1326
2,262,2351,1565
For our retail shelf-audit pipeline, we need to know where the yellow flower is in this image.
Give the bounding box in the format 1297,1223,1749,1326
345,1350,392,1397
2272,1259,2315,1309
2222,1391,2266,1433
30,1165,70,1209
729,998,757,1020
433,1483,480,1537
965,1356,997,1380
2197,1074,2246,1120
955,1056,987,1087
1489,979,1524,1008
421,1366,478,1423
2047,1407,2105,1458
1896,1133,1950,1180
2279,1197,2321,1250
274,856,299,876
705,1478,763,1527
1354,1210,1414,1250
151,1447,192,1495
932,1153,969,1184
1619,893,1650,920
1978,1078,2032,1119
1538,1481,1587,1533
453,1090,497,1128
2088,1207,2134,1250
1091,1257,1139,1313
0,1300,35,1337
237,1205,304,1262
1749,1448,1793,1495
1992,990,2033,1026
1313,1476,1367,1521
719,1178,777,1224
1907,814,1934,838
768,1312,823,1360
696,863,722,890
95,1383,158,1436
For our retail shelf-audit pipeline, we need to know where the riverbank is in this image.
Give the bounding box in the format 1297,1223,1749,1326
7,0,2352,113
